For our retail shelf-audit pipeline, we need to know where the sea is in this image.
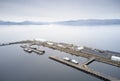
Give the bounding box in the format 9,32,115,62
0,24,120,81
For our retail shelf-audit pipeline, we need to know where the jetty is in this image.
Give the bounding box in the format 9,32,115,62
0,40,120,67
34,41,120,67
49,56,119,81
20,45,45,55
83,57,95,65
0,40,32,46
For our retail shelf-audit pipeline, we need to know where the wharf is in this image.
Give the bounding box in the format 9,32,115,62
83,57,95,65
49,56,119,81
0,40,120,67
0,40,120,81
20,45,45,55
39,41,120,67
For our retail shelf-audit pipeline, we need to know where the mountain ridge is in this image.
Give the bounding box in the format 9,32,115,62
0,19,120,26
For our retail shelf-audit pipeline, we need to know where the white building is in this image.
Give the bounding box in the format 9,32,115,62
111,56,120,62
76,46,85,51
33,38,47,42
57,44,65,48
46,42,54,45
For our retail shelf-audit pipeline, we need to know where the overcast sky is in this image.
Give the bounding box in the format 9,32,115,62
0,0,120,21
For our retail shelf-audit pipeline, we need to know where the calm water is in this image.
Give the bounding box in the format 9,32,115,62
0,25,120,81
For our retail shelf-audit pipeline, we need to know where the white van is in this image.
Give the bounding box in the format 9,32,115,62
70,59,79,64
63,57,71,61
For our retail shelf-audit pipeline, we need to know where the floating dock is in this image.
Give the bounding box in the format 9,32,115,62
49,56,118,81
20,45,45,55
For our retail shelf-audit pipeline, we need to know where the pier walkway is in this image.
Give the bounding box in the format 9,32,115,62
83,57,95,65
49,56,119,81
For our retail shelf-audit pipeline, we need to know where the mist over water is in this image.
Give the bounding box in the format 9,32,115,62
0,25,120,81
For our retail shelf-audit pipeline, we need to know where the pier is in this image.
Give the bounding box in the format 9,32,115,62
49,56,118,81
83,57,95,65
38,41,120,67
0,40,120,67
20,45,45,55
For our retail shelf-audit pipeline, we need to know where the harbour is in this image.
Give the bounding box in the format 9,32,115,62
0,24,120,81
0,39,120,81
32,39,120,67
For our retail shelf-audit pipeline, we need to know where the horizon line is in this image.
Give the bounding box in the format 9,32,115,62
0,18,120,22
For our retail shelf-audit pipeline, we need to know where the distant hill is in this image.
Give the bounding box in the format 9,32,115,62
0,19,120,26
55,19,120,26
0,20,48,25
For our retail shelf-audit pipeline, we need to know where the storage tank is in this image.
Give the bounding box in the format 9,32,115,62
111,56,120,62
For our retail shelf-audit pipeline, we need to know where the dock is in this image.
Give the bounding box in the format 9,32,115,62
38,41,120,67
0,39,120,81
1,40,119,67
20,45,45,55
83,57,95,65
49,56,119,81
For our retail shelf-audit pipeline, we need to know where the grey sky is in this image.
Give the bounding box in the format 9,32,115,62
0,0,120,21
